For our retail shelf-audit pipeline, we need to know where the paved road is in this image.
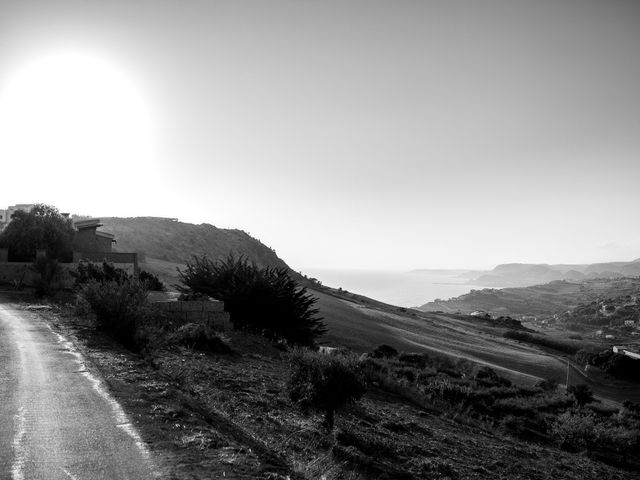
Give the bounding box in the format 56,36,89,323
0,300,158,480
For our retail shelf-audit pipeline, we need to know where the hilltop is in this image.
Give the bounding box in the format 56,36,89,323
101,216,288,270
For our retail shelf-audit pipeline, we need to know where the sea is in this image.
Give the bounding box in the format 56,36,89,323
302,269,487,308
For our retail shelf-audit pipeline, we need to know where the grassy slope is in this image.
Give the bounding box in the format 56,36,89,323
102,217,288,270
311,288,640,404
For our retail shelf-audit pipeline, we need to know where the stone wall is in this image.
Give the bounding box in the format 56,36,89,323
151,300,232,331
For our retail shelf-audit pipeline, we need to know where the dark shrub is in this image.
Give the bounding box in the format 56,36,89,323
80,279,148,350
169,323,232,353
32,256,63,297
177,255,326,346
138,269,166,291
398,353,427,368
568,384,595,407
72,260,131,286
395,367,417,383
474,366,511,387
288,348,366,431
372,344,399,359
535,378,559,392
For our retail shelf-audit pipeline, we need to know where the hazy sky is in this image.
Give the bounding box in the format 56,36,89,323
0,0,639,270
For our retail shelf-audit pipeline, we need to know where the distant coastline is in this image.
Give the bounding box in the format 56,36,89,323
303,268,488,308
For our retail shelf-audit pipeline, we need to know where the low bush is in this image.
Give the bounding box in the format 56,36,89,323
568,384,594,407
80,279,148,350
72,260,131,286
288,348,366,431
371,344,399,359
168,323,232,353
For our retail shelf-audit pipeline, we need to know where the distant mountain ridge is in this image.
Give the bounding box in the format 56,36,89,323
101,217,288,270
470,260,640,287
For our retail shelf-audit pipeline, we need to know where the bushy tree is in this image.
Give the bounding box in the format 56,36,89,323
568,384,595,407
138,269,166,291
177,255,326,346
288,348,366,431
0,204,75,261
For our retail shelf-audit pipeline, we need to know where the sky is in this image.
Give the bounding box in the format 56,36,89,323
0,0,639,271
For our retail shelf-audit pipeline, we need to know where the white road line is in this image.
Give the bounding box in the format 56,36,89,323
11,406,26,480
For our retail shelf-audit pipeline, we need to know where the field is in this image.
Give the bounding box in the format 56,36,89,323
311,288,640,404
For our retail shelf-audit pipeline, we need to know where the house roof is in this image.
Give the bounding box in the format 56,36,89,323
95,230,116,242
74,218,103,230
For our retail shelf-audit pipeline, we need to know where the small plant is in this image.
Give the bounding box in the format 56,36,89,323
169,323,232,353
288,348,366,431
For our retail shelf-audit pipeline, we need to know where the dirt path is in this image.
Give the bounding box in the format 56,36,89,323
0,298,158,480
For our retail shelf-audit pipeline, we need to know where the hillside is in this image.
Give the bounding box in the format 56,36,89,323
419,278,640,318
101,217,288,270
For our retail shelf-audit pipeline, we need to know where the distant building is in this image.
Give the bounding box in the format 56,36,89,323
73,218,115,253
0,204,35,231
72,218,138,276
613,346,640,361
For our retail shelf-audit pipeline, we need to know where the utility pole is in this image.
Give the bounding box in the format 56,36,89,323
565,357,570,394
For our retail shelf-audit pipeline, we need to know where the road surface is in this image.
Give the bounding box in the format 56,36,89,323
0,299,158,479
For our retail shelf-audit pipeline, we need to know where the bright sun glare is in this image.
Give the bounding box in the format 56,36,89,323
0,52,153,201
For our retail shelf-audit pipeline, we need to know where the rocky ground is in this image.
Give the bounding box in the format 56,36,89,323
34,303,639,480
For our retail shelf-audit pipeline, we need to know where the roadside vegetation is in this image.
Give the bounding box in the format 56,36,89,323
359,347,640,468
177,254,326,346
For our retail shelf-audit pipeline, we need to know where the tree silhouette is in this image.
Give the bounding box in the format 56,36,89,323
177,255,326,346
0,204,75,261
